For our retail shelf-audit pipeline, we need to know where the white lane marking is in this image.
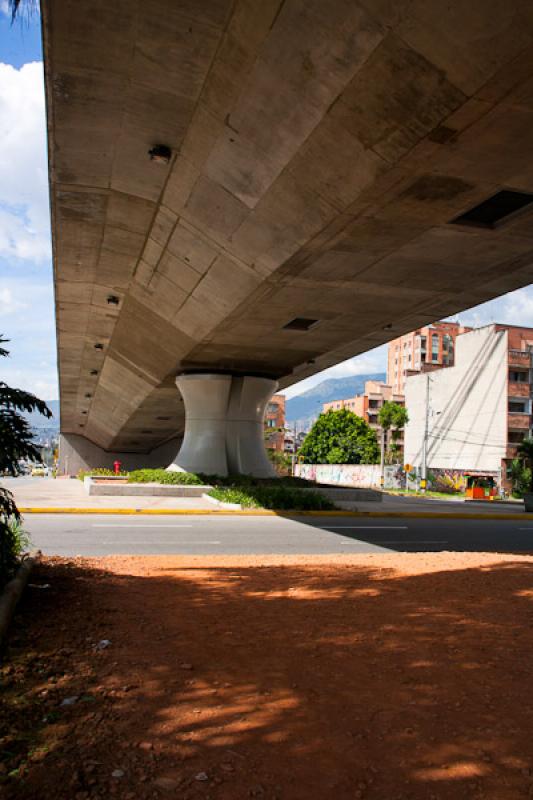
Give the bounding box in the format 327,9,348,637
101,540,221,545
321,525,408,530
374,540,448,545
92,524,194,528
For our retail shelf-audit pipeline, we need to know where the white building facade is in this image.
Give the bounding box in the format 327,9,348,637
404,326,509,477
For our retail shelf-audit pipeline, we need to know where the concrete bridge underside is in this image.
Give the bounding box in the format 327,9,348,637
44,0,533,473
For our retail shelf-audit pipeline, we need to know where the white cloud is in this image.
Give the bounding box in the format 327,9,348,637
0,60,50,262
0,285,26,314
0,271,57,400
450,284,533,329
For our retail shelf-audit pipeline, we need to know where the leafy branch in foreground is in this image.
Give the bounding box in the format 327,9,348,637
0,336,51,586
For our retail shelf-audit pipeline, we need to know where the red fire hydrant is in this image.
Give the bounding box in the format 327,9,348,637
113,459,122,475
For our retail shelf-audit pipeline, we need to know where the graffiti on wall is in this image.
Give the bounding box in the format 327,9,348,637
296,463,498,493
296,463,382,488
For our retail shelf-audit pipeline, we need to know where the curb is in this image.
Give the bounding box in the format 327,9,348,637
17,507,530,520
0,550,40,648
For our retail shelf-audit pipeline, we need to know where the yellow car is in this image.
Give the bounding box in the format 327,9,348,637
31,465,49,477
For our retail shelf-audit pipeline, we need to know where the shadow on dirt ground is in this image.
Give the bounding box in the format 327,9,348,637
1,555,533,799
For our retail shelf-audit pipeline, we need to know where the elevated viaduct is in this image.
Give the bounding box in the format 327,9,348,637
43,0,533,475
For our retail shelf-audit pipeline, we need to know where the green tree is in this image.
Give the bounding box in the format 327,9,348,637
0,336,51,585
509,457,530,498
298,408,379,465
517,438,533,493
378,401,409,465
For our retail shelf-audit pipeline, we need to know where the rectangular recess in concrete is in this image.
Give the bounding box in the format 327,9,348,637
283,317,319,331
450,190,533,229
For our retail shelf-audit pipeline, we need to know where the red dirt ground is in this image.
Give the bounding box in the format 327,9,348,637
2,553,533,800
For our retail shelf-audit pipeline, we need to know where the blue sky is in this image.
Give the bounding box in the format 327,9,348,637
1,5,533,403
0,4,56,400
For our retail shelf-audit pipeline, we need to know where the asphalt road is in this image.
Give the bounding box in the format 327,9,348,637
22,513,533,556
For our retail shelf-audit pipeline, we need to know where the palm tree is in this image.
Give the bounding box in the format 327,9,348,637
8,1,38,23
377,401,409,466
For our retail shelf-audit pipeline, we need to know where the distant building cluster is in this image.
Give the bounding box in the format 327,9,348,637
404,323,533,492
264,394,286,452
320,319,533,492
387,321,472,394
264,394,306,454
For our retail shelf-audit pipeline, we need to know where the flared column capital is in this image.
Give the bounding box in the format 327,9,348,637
169,373,279,477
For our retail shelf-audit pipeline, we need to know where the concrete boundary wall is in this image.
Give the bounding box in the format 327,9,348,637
295,464,382,488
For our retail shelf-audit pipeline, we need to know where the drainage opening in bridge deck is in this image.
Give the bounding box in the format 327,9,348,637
450,190,533,229
283,318,319,331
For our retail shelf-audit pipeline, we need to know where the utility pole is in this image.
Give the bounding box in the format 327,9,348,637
291,421,297,475
380,427,386,488
421,374,430,492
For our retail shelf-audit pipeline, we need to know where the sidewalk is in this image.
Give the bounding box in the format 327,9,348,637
2,477,215,512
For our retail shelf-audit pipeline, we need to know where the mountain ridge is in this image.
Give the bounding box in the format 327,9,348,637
285,373,386,428
25,399,60,429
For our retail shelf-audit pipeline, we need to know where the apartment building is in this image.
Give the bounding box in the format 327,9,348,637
404,324,533,489
323,380,406,457
264,393,286,451
387,321,471,394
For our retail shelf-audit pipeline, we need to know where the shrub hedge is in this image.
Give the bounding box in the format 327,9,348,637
208,485,334,510
0,516,31,589
127,469,204,485
77,468,128,480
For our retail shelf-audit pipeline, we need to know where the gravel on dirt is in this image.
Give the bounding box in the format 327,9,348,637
2,552,533,800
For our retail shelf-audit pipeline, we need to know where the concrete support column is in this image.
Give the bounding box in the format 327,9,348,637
168,374,278,477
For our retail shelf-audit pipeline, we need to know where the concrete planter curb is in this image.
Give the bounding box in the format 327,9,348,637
84,477,212,497
0,550,40,648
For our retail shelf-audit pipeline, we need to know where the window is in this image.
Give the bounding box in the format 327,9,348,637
509,431,526,443
510,370,528,382
266,419,276,428
509,401,527,413
368,399,379,409
431,334,439,362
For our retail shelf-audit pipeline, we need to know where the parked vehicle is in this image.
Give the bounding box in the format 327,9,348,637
31,464,49,477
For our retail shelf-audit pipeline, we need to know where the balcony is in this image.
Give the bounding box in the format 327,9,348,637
508,381,531,398
507,413,531,430
508,349,532,367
